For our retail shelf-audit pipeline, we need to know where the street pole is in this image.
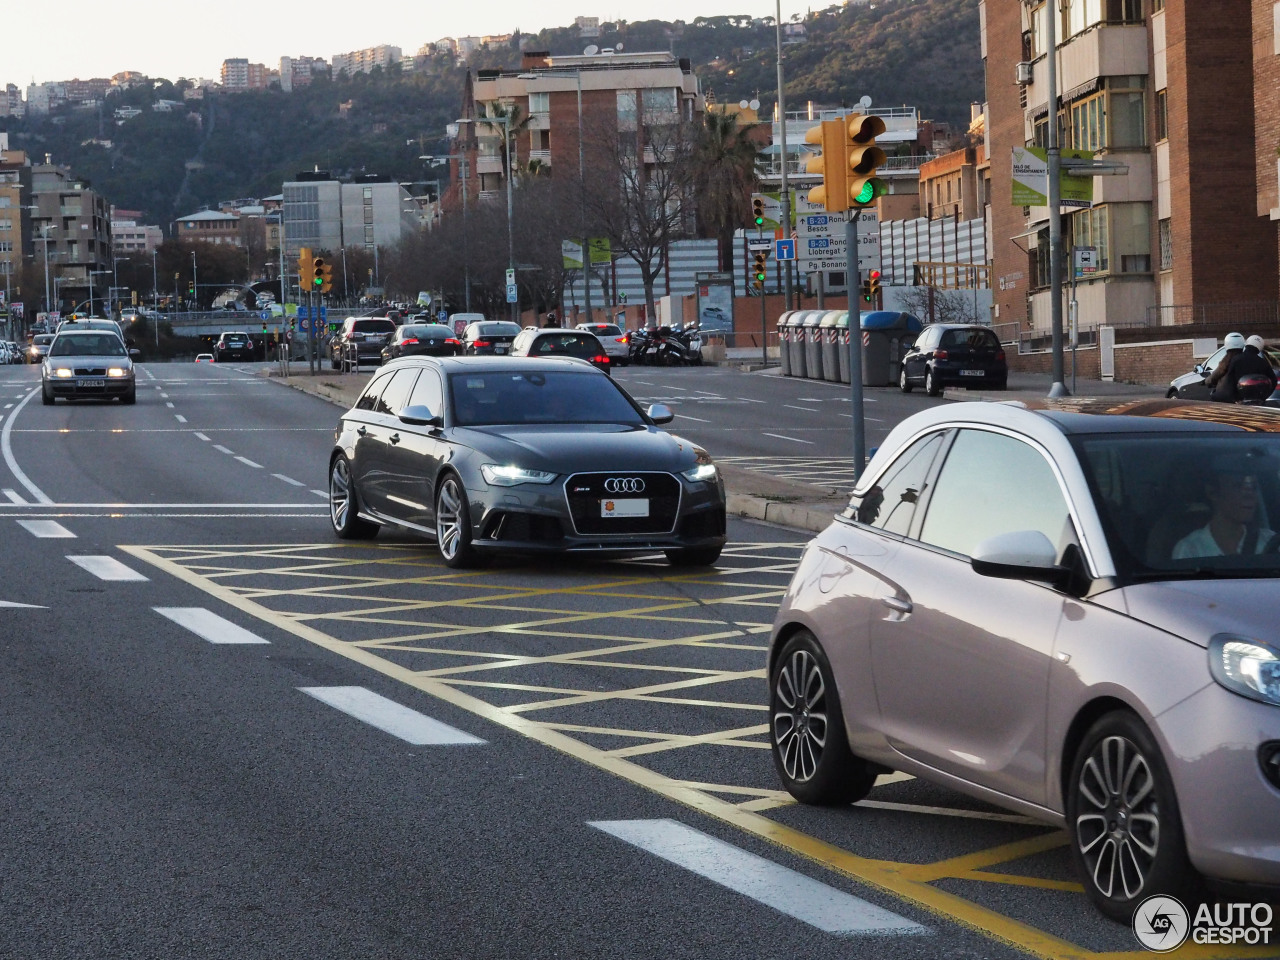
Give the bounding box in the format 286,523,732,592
151,249,158,312
88,270,95,317
462,155,471,312
577,70,592,325
191,250,198,312
41,228,51,318
846,213,866,480
503,114,516,324
2,259,10,340
1046,0,1068,397
776,0,793,311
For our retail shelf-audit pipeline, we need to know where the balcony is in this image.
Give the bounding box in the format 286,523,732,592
529,149,551,164
478,190,503,202
475,155,504,175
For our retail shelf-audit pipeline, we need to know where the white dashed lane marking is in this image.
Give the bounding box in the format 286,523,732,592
154,607,271,645
235,456,263,469
299,686,485,745
273,474,305,486
590,819,928,936
17,520,75,538
175,415,187,423
4,489,28,504
68,555,149,581
213,445,234,455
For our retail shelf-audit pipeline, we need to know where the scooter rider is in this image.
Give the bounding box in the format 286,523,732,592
1220,334,1277,403
1208,332,1246,401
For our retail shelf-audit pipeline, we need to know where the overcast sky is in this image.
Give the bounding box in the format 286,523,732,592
6,1,807,88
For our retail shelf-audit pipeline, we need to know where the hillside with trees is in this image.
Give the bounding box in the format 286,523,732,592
0,0,980,227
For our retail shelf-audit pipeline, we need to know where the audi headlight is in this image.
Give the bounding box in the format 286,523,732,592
682,463,718,483
1209,635,1280,706
480,464,557,487
55,367,73,378
107,367,128,378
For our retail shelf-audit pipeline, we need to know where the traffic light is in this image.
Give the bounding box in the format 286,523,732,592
804,113,888,212
314,258,333,294
846,114,888,207
751,196,766,229
297,247,314,288
752,252,768,291
187,281,194,295
866,269,882,302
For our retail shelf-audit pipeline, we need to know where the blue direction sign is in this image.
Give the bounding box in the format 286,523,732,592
506,283,519,303
775,238,796,261
260,310,271,321
437,309,447,323
296,306,309,320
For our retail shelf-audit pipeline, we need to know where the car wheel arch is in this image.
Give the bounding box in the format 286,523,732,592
767,620,817,685
1055,695,1146,811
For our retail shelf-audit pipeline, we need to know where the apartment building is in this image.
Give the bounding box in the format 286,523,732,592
281,172,417,270
112,218,164,256
29,157,112,312
280,56,327,92
1,84,24,118
982,0,1278,335
0,146,33,300
220,59,270,92
331,45,401,77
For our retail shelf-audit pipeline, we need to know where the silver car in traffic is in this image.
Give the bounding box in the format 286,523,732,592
769,398,1280,921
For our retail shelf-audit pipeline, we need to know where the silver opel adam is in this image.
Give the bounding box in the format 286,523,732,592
769,398,1280,920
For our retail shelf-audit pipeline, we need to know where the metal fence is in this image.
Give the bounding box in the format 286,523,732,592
1146,301,1280,327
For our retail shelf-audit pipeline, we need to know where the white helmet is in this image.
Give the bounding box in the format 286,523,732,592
1224,332,1246,350
1247,334,1266,351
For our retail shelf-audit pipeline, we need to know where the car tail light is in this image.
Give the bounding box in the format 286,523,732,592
473,340,491,348
593,355,610,365
621,334,629,344
996,349,1006,362
934,349,949,360
401,338,419,344
446,338,460,346
615,337,627,344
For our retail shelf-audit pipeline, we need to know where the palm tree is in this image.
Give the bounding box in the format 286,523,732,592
479,102,533,183
690,111,761,272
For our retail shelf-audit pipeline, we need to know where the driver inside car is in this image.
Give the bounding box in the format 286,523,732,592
1172,467,1276,558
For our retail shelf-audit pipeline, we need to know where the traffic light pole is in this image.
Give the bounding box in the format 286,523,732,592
1045,1,1068,397
846,213,866,481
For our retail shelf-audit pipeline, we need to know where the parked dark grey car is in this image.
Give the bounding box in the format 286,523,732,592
899,323,1007,395
328,356,726,568
770,398,1280,922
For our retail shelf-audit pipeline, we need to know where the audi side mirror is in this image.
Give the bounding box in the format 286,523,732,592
647,403,674,425
399,404,443,427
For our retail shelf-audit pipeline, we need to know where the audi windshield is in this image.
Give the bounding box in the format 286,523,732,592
447,370,645,427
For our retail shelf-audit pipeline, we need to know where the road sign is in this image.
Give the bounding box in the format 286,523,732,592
775,238,796,261
794,197,880,275
506,283,518,303
260,310,271,321
437,309,447,323
505,268,516,286
296,306,309,320
746,237,773,252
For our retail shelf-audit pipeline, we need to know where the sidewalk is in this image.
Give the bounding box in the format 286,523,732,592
942,370,1165,403
261,365,849,536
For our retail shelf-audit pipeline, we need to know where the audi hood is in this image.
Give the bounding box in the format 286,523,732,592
454,424,708,475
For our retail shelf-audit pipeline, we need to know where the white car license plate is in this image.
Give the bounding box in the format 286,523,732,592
495,345,508,354
960,369,984,376
602,498,649,518
80,379,105,387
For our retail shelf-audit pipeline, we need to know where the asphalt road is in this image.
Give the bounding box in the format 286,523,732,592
0,361,1223,959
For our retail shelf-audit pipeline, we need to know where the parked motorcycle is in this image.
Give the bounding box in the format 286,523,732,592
655,324,703,366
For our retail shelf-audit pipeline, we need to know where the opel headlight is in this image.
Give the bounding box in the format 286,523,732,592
1209,635,1280,705
480,464,557,487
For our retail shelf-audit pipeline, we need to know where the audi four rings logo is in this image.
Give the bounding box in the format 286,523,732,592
604,477,646,494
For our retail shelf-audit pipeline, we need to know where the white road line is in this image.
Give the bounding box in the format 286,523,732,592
737,397,766,403
1,389,53,504
589,819,927,936
299,686,485,745
783,405,819,413
311,489,327,498
763,433,815,445
213,445,234,455
676,413,711,422
194,432,210,441
17,520,75,538
797,397,826,402
154,607,271,645
68,555,149,581
235,456,263,468
0,600,45,608
165,402,175,409
174,414,187,423
4,489,28,504
273,474,305,486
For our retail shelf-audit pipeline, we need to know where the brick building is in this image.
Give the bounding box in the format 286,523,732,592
981,0,1279,338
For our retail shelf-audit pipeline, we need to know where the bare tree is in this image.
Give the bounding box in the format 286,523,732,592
586,112,697,322
896,285,984,326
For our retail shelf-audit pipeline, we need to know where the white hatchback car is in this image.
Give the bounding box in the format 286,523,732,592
576,323,629,366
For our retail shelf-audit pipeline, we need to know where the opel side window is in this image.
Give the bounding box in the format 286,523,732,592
356,371,393,412
919,429,1073,559
844,432,944,536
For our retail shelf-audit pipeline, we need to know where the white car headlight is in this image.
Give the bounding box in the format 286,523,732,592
107,367,129,378
55,367,73,378
1209,635,1280,705
681,463,718,483
480,464,557,487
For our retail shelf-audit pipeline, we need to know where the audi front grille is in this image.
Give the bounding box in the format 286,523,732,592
563,472,681,535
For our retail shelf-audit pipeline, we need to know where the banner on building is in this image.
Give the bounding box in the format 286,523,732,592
1011,147,1095,207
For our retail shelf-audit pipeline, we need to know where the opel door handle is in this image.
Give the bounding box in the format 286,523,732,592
881,596,913,615
389,433,400,445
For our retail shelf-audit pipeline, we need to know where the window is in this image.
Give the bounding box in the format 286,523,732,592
1028,3,1047,58
1158,218,1173,270
0,241,11,253
1112,203,1152,273
642,88,678,124
408,368,444,416
1107,77,1146,148
1071,207,1110,272
375,368,418,416
528,92,549,116
356,371,393,411
1155,89,1168,142
844,432,944,536
616,91,637,132
920,430,1073,560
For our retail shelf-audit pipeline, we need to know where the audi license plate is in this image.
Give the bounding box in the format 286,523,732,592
960,369,984,376
80,379,106,387
602,498,649,518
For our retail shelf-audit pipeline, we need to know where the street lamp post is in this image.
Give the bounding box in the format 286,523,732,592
2,258,11,340
456,113,516,323
775,0,793,311
112,256,128,318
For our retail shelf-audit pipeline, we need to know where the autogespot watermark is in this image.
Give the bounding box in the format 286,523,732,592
1132,895,1274,952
